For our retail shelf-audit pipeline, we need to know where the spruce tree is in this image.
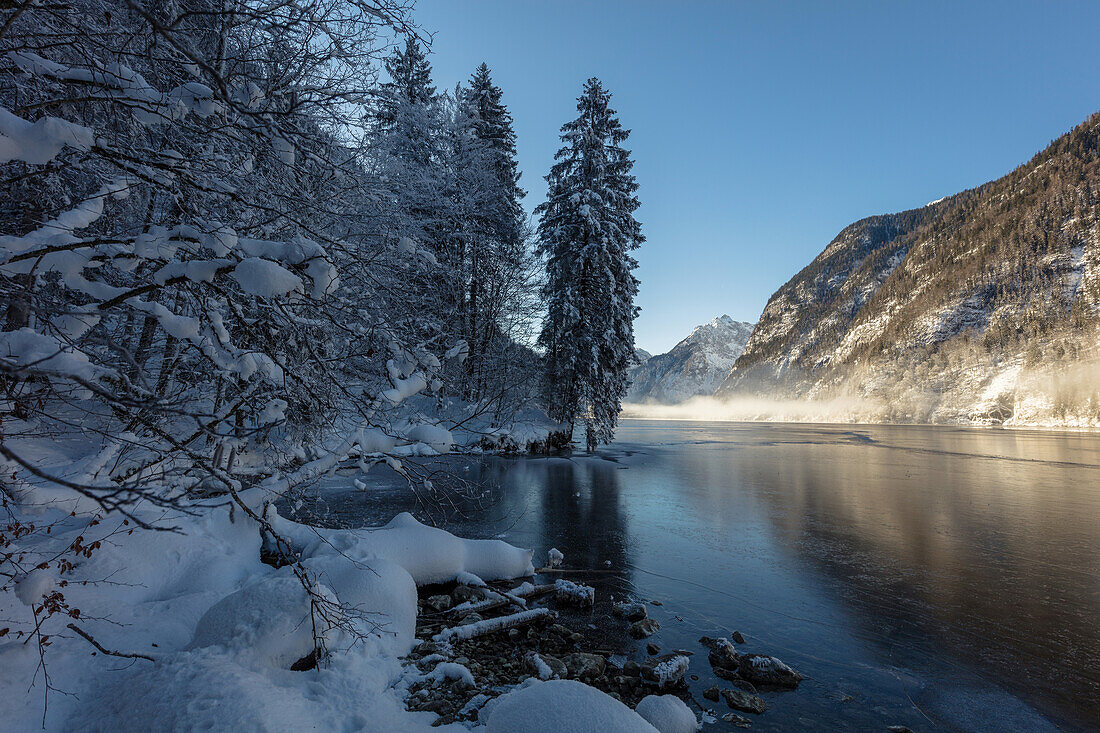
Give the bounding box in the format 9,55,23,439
457,64,528,398
536,78,643,450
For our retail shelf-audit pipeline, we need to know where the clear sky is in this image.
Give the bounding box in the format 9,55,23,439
412,0,1100,354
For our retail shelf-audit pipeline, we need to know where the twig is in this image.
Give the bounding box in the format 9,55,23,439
66,624,155,662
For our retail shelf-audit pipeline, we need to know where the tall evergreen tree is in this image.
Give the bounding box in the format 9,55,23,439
456,64,529,399
536,78,643,450
378,38,436,130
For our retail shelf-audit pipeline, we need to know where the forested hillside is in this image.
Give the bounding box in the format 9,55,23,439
719,113,1100,426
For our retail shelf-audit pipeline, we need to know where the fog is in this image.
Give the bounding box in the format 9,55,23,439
621,357,1100,427
620,394,883,423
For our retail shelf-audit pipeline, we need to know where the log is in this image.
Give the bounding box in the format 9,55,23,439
433,608,554,644
447,583,554,616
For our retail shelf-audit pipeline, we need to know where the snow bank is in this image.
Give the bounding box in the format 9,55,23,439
484,680,659,733
636,695,699,733
0,491,535,730
271,511,534,588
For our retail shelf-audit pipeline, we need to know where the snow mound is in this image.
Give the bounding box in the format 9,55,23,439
485,680,659,732
636,695,699,733
189,571,332,668
303,554,417,656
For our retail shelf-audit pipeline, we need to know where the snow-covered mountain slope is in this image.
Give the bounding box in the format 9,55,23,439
717,112,1100,427
627,315,754,404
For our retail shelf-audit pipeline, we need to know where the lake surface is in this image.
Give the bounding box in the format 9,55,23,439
288,421,1100,731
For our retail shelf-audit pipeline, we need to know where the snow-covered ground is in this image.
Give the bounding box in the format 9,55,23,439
0,420,696,732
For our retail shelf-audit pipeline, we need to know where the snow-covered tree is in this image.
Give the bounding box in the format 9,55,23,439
536,77,643,450
451,65,535,405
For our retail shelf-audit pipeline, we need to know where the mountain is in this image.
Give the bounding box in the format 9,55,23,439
717,112,1100,427
628,315,754,404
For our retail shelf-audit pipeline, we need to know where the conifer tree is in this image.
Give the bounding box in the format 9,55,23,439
457,64,529,398
536,78,643,450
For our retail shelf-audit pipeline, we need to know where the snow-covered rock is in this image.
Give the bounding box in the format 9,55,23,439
484,680,659,732
635,695,699,733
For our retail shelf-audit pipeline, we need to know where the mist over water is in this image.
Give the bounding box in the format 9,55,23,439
622,354,1100,427
621,395,883,423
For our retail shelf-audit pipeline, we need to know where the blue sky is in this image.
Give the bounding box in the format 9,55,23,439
413,0,1100,354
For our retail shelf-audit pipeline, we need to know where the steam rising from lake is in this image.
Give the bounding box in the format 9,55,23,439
621,395,881,423
622,357,1100,427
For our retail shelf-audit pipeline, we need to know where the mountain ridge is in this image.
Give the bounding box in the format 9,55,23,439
627,315,754,404
717,112,1100,427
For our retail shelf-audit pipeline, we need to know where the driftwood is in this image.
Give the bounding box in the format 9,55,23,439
433,608,554,644
447,583,555,616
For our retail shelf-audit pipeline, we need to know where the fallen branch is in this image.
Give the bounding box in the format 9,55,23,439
448,583,555,616
67,624,155,662
433,608,554,644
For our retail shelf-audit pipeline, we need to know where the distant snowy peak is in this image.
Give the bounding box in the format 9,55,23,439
626,315,754,404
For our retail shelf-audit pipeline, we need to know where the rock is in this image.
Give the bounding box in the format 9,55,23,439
887,727,914,733
425,594,453,612
457,612,483,626
630,618,661,639
540,654,568,679
699,636,740,670
730,630,746,644
452,585,484,603
721,689,767,715
563,652,606,682
703,685,720,702
549,624,574,638
738,654,802,688
714,665,742,682
729,678,758,695
415,640,444,656
623,660,641,676
419,699,449,714
646,642,661,655
612,602,648,621
640,653,690,689
721,711,753,728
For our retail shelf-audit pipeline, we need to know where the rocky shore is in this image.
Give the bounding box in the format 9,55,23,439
401,570,804,729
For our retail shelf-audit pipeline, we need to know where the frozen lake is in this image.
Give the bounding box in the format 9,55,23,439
289,421,1100,731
